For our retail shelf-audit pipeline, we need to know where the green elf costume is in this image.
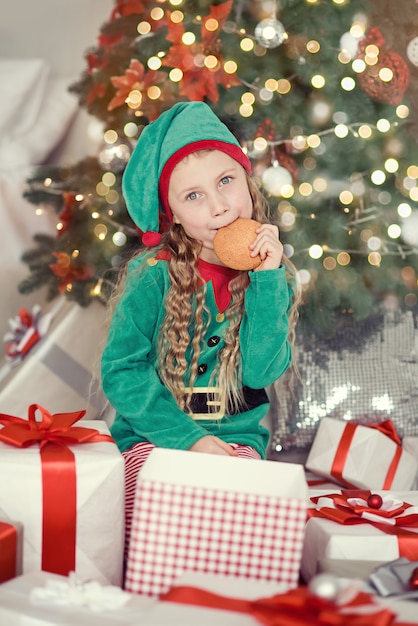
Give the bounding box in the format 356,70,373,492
101,103,293,548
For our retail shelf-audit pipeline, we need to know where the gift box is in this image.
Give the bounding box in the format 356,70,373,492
148,570,418,626
301,489,418,584
305,417,418,490
0,571,155,626
0,298,108,421
403,437,418,461
0,407,124,585
0,520,23,583
402,438,418,490
2,571,418,626
125,448,308,597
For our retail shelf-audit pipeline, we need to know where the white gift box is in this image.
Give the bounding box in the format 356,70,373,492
0,571,155,626
403,438,418,490
2,570,418,626
403,437,418,461
149,571,418,626
301,489,418,583
125,448,308,597
0,298,108,421
305,417,418,490
0,419,124,586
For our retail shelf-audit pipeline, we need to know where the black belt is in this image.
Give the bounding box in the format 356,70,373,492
189,386,268,416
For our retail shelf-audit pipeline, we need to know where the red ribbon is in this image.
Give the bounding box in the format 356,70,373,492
161,584,405,626
309,491,418,561
0,522,17,583
330,421,403,489
0,404,113,576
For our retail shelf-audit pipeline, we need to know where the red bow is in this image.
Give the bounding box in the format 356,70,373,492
162,585,404,626
309,491,418,561
0,405,113,575
369,420,402,446
0,404,102,448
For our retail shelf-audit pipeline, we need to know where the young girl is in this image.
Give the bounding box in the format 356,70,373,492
101,101,300,553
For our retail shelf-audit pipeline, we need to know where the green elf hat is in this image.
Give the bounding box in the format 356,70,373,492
122,101,251,246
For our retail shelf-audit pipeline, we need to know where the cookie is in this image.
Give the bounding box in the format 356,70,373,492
214,217,261,270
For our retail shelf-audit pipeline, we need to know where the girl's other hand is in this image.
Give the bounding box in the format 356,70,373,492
250,224,283,271
189,435,239,456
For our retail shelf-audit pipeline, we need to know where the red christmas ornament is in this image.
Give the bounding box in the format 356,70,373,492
367,493,383,509
357,27,410,106
276,148,299,185
409,567,418,589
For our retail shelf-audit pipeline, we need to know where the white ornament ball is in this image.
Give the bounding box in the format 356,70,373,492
401,210,418,246
255,18,286,49
98,139,132,172
309,573,340,600
262,165,292,196
339,31,360,58
310,98,333,125
407,37,418,67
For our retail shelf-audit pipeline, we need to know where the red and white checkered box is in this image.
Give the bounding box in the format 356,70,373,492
125,448,308,597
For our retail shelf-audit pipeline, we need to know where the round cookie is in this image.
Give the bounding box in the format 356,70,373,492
214,217,261,270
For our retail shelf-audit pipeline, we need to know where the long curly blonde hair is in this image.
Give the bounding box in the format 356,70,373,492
106,166,301,417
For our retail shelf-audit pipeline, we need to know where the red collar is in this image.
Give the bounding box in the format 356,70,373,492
198,258,239,312
155,251,239,312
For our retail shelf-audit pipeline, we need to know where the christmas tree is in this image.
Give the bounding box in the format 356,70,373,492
20,0,418,337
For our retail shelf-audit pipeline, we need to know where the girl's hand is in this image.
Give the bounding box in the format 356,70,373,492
249,224,283,271
189,435,238,456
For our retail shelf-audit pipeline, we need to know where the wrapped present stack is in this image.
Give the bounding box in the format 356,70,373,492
1,404,418,623
300,417,418,581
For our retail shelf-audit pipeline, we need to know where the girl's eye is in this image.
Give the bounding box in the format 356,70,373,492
220,176,232,186
187,191,199,201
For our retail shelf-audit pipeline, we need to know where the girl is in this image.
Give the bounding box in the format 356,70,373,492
101,101,300,553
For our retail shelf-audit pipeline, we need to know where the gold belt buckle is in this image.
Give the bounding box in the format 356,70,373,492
185,387,226,420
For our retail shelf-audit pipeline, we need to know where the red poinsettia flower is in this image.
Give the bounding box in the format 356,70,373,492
162,0,240,104
98,32,124,49
86,82,107,106
56,192,78,237
111,0,145,20
49,252,95,292
108,58,166,111
86,53,100,74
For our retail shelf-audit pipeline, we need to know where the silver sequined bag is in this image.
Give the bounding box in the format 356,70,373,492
269,310,418,455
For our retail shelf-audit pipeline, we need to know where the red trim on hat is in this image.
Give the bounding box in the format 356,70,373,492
158,140,252,220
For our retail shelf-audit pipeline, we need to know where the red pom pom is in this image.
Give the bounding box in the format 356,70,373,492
367,493,383,509
142,231,162,247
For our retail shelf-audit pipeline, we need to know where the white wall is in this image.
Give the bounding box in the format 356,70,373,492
0,1,115,336
1,1,115,161
1,1,114,78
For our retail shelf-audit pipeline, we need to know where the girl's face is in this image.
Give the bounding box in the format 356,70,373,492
167,150,253,264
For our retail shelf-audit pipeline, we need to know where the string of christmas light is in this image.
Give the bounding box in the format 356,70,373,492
19,0,418,334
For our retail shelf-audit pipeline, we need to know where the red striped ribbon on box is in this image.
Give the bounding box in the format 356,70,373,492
309,490,418,561
161,584,410,626
330,420,403,489
0,404,113,576
0,521,17,583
